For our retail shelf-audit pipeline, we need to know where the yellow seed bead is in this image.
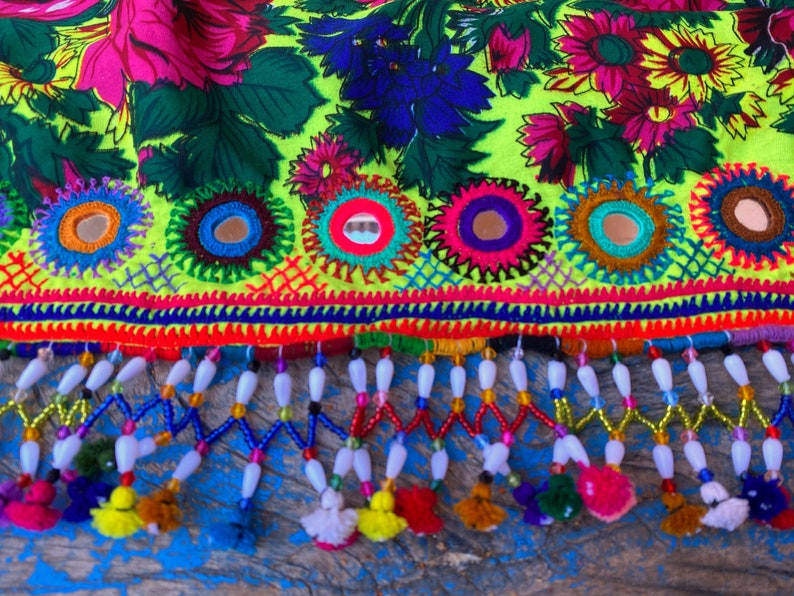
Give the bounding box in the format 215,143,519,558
451,353,466,367
609,430,626,442
230,403,246,419
160,384,176,399
166,478,181,493
451,398,465,413
381,477,396,493
481,346,497,360
653,431,670,445
22,427,40,442
78,351,95,368
737,385,755,401
279,406,293,422
188,392,204,407
154,431,172,446
419,351,435,365
606,463,622,472
481,388,496,404
516,391,531,406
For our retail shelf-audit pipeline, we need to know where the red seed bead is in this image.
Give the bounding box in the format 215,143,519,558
549,462,566,475
120,471,136,486
648,346,662,360
661,478,676,493
758,340,772,353
766,425,782,439
303,446,318,461
144,347,157,363
380,346,392,358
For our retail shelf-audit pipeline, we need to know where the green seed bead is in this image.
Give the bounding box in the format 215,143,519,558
609,352,622,364
506,471,522,488
430,479,443,492
110,380,124,395
278,406,293,422
52,392,68,406
329,474,343,491
431,438,445,452
781,380,793,396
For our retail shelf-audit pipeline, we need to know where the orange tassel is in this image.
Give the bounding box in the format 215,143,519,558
137,488,182,535
454,482,506,532
659,492,705,537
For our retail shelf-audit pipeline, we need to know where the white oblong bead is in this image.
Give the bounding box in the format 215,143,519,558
305,458,328,494
86,360,115,391
687,359,708,395
498,461,511,476
114,435,138,474
376,357,395,392
683,440,707,472
552,438,570,465
483,441,510,475
431,449,449,481
417,363,435,398
509,359,528,392
652,444,675,479
478,359,497,390
13,388,27,404
576,364,600,398
308,366,325,402
348,358,367,394
53,434,82,470
353,448,372,483
562,434,590,466
20,441,40,477
763,349,791,383
548,360,567,391
724,353,749,387
116,356,148,384
16,357,49,390
173,449,202,481
165,358,192,386
763,437,784,472
605,439,625,466
450,365,467,398
235,370,259,405
241,462,262,499
332,447,354,477
274,372,292,408
137,437,156,458
56,363,88,395
611,361,631,397
731,439,752,476
651,357,673,392
192,358,217,393
386,442,408,479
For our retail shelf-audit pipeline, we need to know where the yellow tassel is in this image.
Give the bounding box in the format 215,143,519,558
659,492,706,537
454,482,506,532
137,488,182,534
357,490,407,542
90,486,143,538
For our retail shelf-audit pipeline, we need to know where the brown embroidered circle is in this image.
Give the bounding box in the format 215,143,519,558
58,201,121,254
721,186,784,242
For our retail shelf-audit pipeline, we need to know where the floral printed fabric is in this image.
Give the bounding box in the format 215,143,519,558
1,0,794,347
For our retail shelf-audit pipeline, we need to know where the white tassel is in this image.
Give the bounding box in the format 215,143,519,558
300,488,358,547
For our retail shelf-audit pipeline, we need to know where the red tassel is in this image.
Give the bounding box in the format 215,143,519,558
394,486,443,535
770,509,794,530
6,480,61,531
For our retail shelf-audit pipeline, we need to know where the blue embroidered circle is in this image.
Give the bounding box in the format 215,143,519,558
588,200,654,259
197,202,263,258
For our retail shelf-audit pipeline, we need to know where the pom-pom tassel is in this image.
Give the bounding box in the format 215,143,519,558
740,474,789,525
536,474,582,521
454,482,506,532
699,480,749,531
576,464,637,523
659,492,705,537
137,487,182,535
512,482,552,526
357,490,407,541
301,488,359,549
209,503,259,555
394,485,444,535
0,479,23,527
6,480,62,531
90,485,143,538
63,477,113,523
74,438,117,479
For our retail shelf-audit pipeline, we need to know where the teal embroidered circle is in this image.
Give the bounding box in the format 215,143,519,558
0,181,28,254
303,176,422,284
167,180,294,284
588,200,654,259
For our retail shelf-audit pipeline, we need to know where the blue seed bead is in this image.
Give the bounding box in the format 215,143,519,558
663,391,679,406
474,434,489,450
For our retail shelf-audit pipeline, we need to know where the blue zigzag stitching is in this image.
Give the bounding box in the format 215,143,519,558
114,253,185,293
666,238,732,282
393,249,457,291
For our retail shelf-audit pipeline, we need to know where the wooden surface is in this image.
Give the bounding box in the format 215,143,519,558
2,347,793,595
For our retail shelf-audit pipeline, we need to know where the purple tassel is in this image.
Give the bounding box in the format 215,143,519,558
63,477,114,523
0,480,23,527
512,482,553,526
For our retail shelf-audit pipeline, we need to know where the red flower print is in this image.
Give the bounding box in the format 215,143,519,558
614,0,726,10
290,134,364,200
76,0,272,108
487,24,531,73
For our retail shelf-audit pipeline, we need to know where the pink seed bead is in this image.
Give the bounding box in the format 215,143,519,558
249,448,266,464
57,426,70,440
195,440,210,457
61,469,78,483
681,347,698,364
356,392,369,407
502,431,514,447
680,429,698,443
373,390,388,407
360,481,375,498
575,353,588,367
206,347,222,363
121,419,136,435
622,395,637,409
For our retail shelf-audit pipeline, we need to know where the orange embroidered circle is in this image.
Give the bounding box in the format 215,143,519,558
58,201,121,254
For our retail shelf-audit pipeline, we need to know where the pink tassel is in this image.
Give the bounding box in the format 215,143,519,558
576,464,637,523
